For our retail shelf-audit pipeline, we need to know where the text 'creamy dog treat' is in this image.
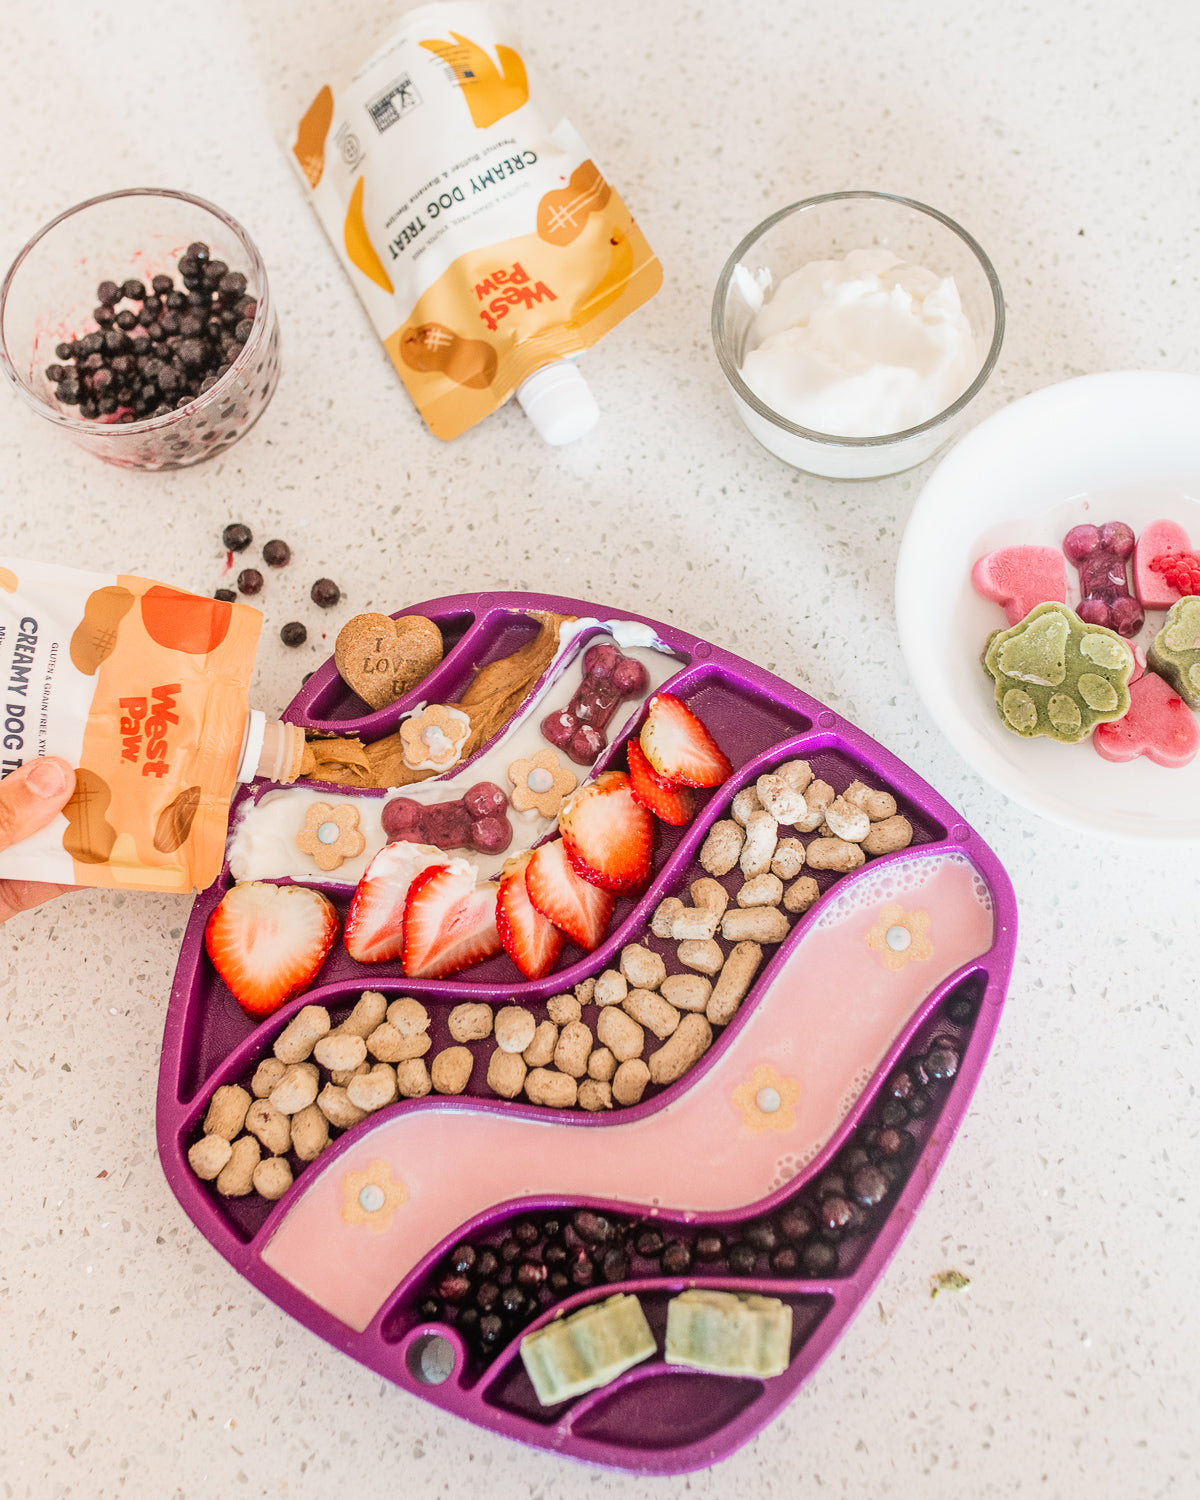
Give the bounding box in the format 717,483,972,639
0,558,306,893
291,1,661,442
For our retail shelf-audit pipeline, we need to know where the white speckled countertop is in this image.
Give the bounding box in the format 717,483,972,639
2,2,1198,1496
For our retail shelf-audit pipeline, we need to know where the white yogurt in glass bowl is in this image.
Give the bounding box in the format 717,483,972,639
712,192,1004,479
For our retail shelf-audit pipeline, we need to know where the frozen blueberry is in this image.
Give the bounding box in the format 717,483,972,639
262,539,291,568
634,1227,665,1258
659,1240,692,1276
778,1204,816,1242
310,578,340,609
694,1230,725,1262
121,279,146,302
237,568,263,596
277,619,306,648
214,588,237,602
801,1240,838,1277
727,1241,757,1275
850,1164,890,1208
770,1245,802,1276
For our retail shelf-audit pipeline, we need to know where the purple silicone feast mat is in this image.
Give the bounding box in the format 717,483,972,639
158,590,1017,1475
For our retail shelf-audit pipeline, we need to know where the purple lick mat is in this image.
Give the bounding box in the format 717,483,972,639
157,591,1017,1475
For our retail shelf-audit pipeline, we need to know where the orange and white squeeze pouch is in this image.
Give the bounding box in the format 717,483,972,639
291,0,662,441
0,558,262,894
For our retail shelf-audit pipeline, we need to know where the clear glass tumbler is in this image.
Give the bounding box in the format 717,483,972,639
1,188,281,471
712,191,1004,479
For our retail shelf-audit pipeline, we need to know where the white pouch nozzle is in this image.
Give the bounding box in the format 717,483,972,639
516,362,600,445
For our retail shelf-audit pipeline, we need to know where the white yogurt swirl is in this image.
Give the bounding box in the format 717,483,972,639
740,246,977,437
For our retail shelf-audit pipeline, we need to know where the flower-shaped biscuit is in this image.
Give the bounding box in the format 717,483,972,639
295,801,367,871
340,1159,407,1233
507,748,577,818
399,704,471,771
865,903,933,971
731,1063,801,1134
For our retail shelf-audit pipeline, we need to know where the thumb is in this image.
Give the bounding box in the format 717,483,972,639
0,758,76,853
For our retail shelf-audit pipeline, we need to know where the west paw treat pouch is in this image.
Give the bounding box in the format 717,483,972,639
0,558,265,893
291,1,662,441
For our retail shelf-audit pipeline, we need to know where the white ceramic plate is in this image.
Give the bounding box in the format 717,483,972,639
896,371,1200,842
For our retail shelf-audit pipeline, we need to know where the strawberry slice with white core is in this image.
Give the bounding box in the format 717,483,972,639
496,850,565,980
639,692,733,788
205,880,339,1017
524,838,615,951
402,859,502,979
626,736,696,826
558,770,654,893
344,841,446,964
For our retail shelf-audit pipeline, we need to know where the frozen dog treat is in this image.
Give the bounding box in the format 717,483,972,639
1093,669,1199,768
520,1293,656,1405
1147,596,1200,710
971,545,1067,625
1063,522,1144,637
983,601,1133,742
1134,520,1200,614
665,1289,792,1379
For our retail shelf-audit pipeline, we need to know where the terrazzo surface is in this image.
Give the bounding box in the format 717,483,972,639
1,1,1197,1496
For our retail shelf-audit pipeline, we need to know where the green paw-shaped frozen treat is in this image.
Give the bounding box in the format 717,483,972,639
983,601,1133,742
1148,596,1200,709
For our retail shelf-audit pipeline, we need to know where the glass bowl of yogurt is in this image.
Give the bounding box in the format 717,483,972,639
711,191,1004,479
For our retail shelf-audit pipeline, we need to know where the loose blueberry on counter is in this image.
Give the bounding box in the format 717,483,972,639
214,589,237,603
222,522,252,553
280,622,307,647
310,578,340,608
237,568,264,596
262,539,291,568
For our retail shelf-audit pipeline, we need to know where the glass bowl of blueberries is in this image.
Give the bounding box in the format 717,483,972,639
0,187,281,470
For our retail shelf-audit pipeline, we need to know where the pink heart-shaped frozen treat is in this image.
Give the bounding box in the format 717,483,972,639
1093,669,1199,768
1133,519,1195,610
971,546,1067,625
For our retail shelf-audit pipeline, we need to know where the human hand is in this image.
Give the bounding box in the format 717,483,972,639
0,758,76,923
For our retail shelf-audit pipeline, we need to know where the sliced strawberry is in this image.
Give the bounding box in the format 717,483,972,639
402,861,502,979
525,838,615,951
496,851,565,980
626,736,696,825
558,771,653,892
639,692,733,788
205,880,339,1018
344,842,445,964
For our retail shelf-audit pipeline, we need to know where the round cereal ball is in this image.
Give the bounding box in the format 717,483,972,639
493,1005,536,1054
431,1046,474,1095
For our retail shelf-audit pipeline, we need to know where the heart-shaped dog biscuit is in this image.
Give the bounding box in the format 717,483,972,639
1133,519,1194,610
335,613,444,710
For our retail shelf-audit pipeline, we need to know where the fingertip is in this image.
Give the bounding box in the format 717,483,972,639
23,757,75,801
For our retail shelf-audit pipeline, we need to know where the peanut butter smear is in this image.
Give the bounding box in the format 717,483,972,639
299,611,572,789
